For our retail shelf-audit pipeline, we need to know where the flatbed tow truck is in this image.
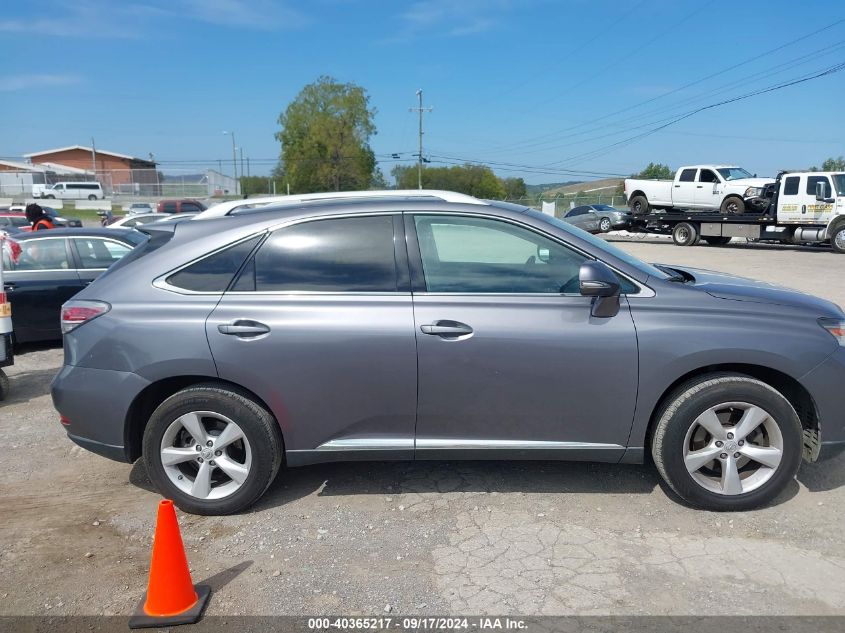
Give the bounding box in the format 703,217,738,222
627,170,845,253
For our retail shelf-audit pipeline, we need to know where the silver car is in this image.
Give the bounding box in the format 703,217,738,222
51,191,845,515
565,205,633,233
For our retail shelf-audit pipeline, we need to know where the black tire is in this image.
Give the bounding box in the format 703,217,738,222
598,217,612,233
0,369,8,402
629,195,650,215
720,196,745,214
88,194,97,201
142,384,284,515
704,236,731,245
831,224,845,254
45,194,55,199
672,222,698,246
651,373,802,511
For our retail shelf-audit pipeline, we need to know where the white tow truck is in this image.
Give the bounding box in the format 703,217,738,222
625,165,773,215
626,170,845,253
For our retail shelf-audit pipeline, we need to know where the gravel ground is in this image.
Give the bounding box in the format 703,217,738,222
1,236,845,620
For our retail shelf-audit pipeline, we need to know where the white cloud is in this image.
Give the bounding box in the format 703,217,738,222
398,0,514,38
0,0,307,38
0,74,82,92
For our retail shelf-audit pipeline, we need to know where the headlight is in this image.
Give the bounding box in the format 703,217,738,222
819,318,845,345
744,187,762,198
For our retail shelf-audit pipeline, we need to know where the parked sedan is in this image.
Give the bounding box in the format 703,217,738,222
560,206,600,233
583,204,633,232
127,202,155,215
2,228,145,344
0,212,30,233
106,213,163,229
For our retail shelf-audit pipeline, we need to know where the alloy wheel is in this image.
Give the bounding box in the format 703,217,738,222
682,402,783,496
160,411,252,500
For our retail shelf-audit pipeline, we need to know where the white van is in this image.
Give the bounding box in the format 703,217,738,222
33,181,105,200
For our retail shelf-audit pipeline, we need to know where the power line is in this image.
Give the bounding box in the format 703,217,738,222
481,16,845,155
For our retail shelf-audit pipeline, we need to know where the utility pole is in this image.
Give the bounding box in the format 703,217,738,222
239,147,244,187
90,137,97,176
223,131,237,194
409,89,433,190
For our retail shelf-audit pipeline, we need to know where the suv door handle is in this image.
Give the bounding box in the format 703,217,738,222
217,320,271,337
420,321,473,337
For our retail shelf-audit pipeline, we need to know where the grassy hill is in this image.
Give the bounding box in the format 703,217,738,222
541,177,623,197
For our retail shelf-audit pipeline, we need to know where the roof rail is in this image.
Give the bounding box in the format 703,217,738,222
193,189,487,220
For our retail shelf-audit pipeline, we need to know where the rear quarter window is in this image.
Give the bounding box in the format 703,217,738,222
166,236,262,292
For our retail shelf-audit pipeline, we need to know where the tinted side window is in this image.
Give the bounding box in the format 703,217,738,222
783,177,799,195
243,216,398,292
679,169,696,182
12,239,71,271
806,175,832,196
72,238,132,269
698,169,719,183
414,215,588,294
167,236,261,292
162,202,177,213
181,203,202,213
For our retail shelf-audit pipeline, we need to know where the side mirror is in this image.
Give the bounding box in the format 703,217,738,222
579,261,621,318
815,181,834,202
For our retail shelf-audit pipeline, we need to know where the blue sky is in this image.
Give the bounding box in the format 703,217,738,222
2,0,844,184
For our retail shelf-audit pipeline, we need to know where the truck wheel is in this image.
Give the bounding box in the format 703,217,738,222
721,197,745,214
831,226,845,254
651,373,802,511
87,194,97,201
672,222,698,246
0,369,8,402
45,194,55,199
704,236,731,246
629,195,650,215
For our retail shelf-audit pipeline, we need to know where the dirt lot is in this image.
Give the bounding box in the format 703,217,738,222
1,237,845,621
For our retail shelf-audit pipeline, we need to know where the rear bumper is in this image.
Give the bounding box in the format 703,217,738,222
51,364,150,463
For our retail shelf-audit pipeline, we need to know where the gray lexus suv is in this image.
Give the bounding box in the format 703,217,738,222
51,191,845,515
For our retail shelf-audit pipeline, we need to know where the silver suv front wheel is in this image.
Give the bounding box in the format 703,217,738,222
652,374,802,511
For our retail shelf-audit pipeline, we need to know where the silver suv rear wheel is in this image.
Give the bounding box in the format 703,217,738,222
143,384,283,515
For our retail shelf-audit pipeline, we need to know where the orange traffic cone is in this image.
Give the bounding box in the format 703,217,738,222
129,500,210,629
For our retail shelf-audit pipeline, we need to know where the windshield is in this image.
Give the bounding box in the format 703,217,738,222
832,174,845,196
523,208,670,280
717,167,753,181
593,204,616,211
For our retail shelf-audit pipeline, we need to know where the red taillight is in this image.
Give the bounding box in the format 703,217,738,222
61,300,110,334
0,291,6,304
60,415,71,426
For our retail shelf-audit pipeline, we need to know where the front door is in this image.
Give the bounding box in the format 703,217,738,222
4,237,82,342
407,213,639,461
205,214,418,462
695,168,722,209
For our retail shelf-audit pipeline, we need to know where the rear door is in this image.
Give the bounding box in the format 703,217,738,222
205,214,418,460
673,168,697,208
68,237,135,285
3,237,82,342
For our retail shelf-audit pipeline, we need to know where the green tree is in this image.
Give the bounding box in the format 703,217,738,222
275,76,379,193
392,163,507,199
502,177,527,199
816,156,845,171
633,163,673,180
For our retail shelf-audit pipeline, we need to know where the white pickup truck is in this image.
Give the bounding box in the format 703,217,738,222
625,165,773,215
